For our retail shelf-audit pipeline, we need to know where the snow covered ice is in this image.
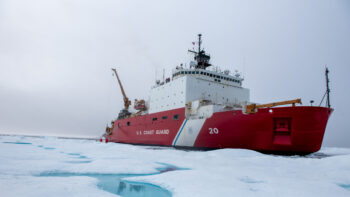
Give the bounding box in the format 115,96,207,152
1,135,350,197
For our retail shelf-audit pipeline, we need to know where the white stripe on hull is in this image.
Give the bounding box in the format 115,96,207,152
173,118,206,147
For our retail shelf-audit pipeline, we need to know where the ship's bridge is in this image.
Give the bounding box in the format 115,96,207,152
148,66,249,114
171,67,243,87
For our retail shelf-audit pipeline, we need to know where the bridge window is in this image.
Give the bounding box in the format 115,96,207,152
152,117,158,121
162,116,168,120
200,72,203,74
127,121,130,126
196,71,199,74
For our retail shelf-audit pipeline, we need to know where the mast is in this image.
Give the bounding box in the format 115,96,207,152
198,33,201,53
111,68,131,110
325,67,331,108
188,34,211,70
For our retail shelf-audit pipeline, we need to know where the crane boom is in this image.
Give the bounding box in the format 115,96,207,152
246,99,302,114
112,68,131,110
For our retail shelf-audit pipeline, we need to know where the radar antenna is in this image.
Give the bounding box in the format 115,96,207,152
188,34,211,69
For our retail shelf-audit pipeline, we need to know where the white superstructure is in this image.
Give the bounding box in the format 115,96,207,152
148,68,250,114
146,34,249,114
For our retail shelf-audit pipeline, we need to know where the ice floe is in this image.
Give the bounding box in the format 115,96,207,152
0,135,349,197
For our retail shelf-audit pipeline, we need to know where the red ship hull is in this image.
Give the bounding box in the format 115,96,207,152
107,106,332,154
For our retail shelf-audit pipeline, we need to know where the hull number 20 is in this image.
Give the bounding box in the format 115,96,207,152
209,128,219,134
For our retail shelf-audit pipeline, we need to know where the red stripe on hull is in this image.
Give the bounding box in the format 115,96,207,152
108,106,332,153
109,108,185,146
194,106,332,153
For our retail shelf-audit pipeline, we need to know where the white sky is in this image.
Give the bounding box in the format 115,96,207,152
0,0,349,147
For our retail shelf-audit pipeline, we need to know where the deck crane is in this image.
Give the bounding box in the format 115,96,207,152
245,99,302,114
111,68,131,119
112,68,131,110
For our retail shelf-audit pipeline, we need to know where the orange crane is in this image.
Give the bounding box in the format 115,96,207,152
245,99,302,114
112,68,131,110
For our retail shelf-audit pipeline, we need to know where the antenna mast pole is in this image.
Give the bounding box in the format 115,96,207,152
325,67,331,108
198,34,202,53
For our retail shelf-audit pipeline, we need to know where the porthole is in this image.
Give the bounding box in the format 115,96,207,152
173,114,180,120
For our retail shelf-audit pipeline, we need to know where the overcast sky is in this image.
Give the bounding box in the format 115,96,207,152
1,0,349,147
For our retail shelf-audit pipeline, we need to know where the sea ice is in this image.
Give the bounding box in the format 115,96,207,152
0,135,349,197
